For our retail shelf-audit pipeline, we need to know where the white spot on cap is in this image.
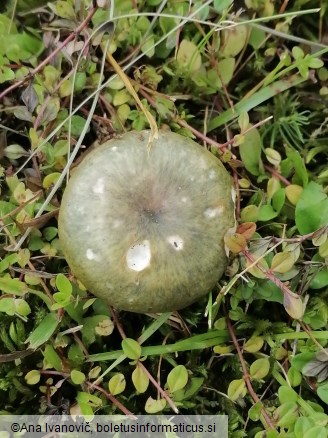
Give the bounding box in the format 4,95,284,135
204,206,224,218
231,186,236,203
127,240,151,271
167,235,184,251
112,146,117,151
86,248,99,261
93,178,105,194
209,169,217,180
181,197,188,203
113,220,121,229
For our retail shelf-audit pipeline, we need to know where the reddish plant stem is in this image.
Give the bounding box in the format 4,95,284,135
225,314,275,430
264,164,291,186
0,6,97,101
177,118,234,156
138,361,179,414
85,382,135,416
110,306,126,339
272,228,324,243
243,249,296,298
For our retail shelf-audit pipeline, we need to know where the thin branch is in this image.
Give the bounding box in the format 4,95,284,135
225,313,275,430
264,164,291,186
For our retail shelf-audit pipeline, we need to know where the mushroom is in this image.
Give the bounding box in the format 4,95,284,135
58,130,235,313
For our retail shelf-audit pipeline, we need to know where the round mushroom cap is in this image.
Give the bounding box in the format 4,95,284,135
58,130,235,313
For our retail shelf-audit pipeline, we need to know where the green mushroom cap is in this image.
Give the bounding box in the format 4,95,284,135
58,130,235,313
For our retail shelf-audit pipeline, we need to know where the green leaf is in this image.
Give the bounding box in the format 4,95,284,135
218,57,235,85
310,268,328,289
15,299,31,317
4,144,28,160
239,126,262,176
238,112,249,133
132,366,149,394
88,366,101,380
244,336,264,353
272,188,286,212
250,358,270,380
71,370,86,385
167,365,188,393
275,402,298,427
285,184,303,206
213,0,232,12
25,313,59,350
55,274,72,296
76,391,102,415
49,1,76,20
174,376,204,402
25,370,41,385
227,379,247,401
292,46,304,60
145,396,166,413
294,417,314,438
108,373,126,395
248,401,263,421
81,315,112,345
95,317,114,336
278,386,298,404
43,227,58,241
0,276,28,295
241,205,259,222
43,172,61,189
286,149,308,187
64,115,88,136
258,204,278,221
271,252,296,273
287,367,302,387
0,297,15,316
141,36,155,58
291,352,315,372
176,39,201,72
308,58,324,68
317,382,328,405
295,182,328,234
304,426,328,438
121,338,141,360
43,345,63,371
283,291,304,319
221,25,247,57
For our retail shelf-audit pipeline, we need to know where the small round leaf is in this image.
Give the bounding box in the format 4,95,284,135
227,379,247,401
25,370,41,385
121,338,142,360
145,396,166,413
167,365,188,393
250,358,270,380
108,373,126,396
132,366,149,394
